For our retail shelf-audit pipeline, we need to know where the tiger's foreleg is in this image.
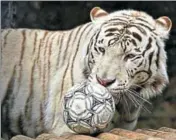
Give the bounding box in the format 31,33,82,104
116,104,142,130
44,68,75,136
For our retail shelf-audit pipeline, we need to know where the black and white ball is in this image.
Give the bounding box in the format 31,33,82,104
63,81,115,134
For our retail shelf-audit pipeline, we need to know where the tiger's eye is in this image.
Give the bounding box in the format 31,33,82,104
109,39,116,46
124,53,135,61
99,47,105,54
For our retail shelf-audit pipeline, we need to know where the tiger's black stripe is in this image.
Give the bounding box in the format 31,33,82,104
137,60,144,68
32,32,38,55
131,56,141,62
148,51,154,72
3,29,11,48
39,101,44,133
136,17,153,26
142,37,152,56
17,30,26,96
60,30,74,67
59,25,82,101
24,59,35,121
105,28,118,33
42,33,56,130
105,32,115,37
37,39,42,79
135,22,154,32
1,65,16,138
19,30,26,67
84,26,94,55
146,37,152,50
1,30,12,64
128,24,147,35
43,33,54,133
156,42,160,68
56,33,65,68
131,22,157,36
107,17,129,23
18,114,25,135
131,39,137,46
42,32,51,100
37,31,48,79
71,23,92,86
132,32,142,42
47,34,56,89
95,29,101,44
121,41,127,52
57,30,75,97
104,22,128,28
134,48,141,52
52,26,83,128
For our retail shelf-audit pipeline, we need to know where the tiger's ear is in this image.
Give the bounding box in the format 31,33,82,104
90,7,108,22
155,16,172,36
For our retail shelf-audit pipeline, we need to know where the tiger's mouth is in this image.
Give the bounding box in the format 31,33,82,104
110,88,128,93
109,86,142,94
109,85,151,113
88,74,151,110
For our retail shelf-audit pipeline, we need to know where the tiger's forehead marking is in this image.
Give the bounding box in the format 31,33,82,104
94,13,160,55
98,23,145,49
101,12,157,37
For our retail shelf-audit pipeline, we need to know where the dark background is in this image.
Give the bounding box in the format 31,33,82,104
1,1,176,129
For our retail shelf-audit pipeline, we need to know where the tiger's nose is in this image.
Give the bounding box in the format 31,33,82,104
96,75,116,87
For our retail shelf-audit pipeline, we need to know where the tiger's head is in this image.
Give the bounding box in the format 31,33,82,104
84,7,172,102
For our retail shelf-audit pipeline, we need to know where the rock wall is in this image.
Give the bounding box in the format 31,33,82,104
10,127,176,140
1,1,176,129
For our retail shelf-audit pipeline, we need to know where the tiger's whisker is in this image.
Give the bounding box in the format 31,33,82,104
123,92,131,115
131,84,144,89
128,90,143,106
126,90,139,107
128,90,151,113
129,89,152,105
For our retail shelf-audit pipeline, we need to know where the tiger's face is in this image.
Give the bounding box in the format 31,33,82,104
86,7,172,101
90,25,152,93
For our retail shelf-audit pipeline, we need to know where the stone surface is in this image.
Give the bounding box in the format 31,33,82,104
36,133,67,140
97,132,131,140
136,129,176,140
62,134,100,140
110,129,163,140
11,135,35,140
10,127,176,140
158,127,176,133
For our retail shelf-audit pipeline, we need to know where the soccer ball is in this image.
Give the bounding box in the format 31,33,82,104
63,81,115,134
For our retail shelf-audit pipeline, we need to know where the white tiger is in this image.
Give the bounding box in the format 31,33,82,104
1,7,172,139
